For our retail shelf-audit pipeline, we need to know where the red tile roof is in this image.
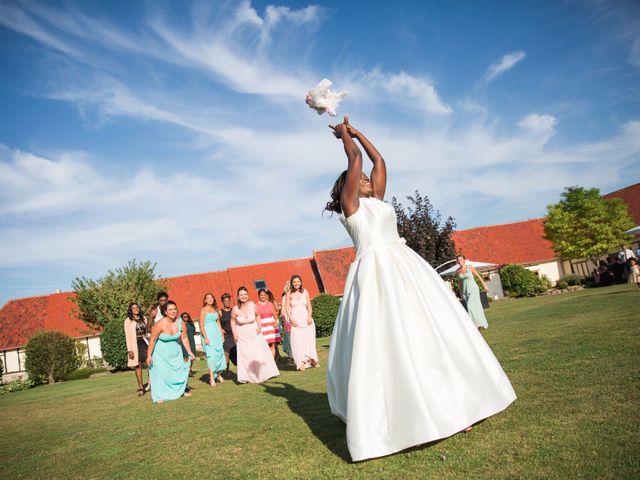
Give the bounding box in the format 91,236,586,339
313,247,356,295
452,218,556,266
165,270,232,321
603,182,640,226
0,292,97,351
227,257,321,301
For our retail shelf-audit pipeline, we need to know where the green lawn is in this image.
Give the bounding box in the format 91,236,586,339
1,285,639,479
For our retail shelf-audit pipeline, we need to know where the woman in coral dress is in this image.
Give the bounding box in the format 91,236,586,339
231,287,279,384
257,288,281,359
286,275,319,371
325,116,516,462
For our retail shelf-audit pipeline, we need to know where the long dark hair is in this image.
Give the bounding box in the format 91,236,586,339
202,292,218,309
237,286,249,307
290,275,304,293
324,170,348,214
127,302,142,321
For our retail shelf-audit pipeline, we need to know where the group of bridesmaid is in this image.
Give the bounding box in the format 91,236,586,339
123,275,320,404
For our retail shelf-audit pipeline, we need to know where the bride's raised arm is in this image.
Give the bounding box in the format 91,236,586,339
345,119,387,201
331,119,363,217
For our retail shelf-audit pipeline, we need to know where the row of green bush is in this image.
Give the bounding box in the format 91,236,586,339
0,378,35,395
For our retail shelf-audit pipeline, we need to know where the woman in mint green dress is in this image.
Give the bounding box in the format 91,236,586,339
456,255,489,330
146,301,195,404
198,293,227,386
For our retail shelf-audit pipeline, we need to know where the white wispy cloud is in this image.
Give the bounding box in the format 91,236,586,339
482,50,526,83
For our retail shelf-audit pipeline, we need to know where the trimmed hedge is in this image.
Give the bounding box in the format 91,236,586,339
101,317,128,370
500,264,552,297
25,331,81,384
559,274,585,286
557,281,569,290
311,293,342,337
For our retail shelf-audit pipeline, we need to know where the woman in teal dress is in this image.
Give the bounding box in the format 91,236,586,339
198,293,227,386
146,301,195,404
456,255,489,330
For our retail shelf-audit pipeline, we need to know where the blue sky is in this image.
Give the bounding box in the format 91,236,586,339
0,0,639,306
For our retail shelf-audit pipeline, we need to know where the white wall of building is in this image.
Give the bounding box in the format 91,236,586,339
526,260,564,283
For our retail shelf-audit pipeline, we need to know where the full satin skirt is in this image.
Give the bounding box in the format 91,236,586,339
236,323,279,384
326,243,516,461
290,322,319,369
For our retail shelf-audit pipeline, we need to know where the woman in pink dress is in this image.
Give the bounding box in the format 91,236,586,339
231,286,279,384
286,275,319,371
257,288,281,359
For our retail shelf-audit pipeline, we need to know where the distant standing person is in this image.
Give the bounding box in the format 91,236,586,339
148,291,169,327
231,286,279,384
629,258,640,289
456,255,489,330
199,293,227,386
146,301,194,404
286,275,319,370
124,302,150,397
219,293,237,378
180,312,197,378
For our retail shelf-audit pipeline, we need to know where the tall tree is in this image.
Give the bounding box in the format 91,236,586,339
71,259,167,330
543,186,634,264
392,190,457,267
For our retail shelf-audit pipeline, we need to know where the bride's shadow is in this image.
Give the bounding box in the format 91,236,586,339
261,382,351,462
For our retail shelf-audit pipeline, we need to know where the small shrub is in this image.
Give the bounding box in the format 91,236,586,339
499,264,540,297
536,275,553,293
100,318,128,370
75,341,89,368
559,274,584,286
25,331,81,384
557,281,569,290
0,378,35,395
89,356,105,368
65,367,108,381
311,293,342,337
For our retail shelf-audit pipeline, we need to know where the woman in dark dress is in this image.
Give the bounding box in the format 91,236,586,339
180,312,197,377
220,293,237,378
123,302,150,396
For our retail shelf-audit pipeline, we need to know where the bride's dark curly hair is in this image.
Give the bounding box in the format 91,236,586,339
324,170,348,214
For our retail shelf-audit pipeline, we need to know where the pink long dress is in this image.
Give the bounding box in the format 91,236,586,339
233,302,279,384
289,290,319,369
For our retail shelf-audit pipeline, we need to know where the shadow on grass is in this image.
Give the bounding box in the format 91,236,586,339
261,382,351,462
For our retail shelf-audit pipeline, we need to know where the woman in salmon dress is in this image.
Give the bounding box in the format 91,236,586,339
286,275,319,371
231,286,279,384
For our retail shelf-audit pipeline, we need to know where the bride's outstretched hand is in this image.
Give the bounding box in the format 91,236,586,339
329,122,349,139
342,115,358,137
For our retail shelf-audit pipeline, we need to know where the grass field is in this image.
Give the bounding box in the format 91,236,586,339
1,284,639,479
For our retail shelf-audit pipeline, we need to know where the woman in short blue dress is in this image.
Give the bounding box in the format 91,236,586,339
199,293,227,386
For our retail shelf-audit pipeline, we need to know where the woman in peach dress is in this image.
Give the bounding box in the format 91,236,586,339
286,275,319,371
231,286,279,384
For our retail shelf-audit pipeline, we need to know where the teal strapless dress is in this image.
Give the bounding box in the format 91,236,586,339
201,312,226,379
150,318,189,403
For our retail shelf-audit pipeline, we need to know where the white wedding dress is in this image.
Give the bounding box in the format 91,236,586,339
326,196,516,462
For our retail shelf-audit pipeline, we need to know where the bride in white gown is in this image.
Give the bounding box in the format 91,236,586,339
325,117,516,462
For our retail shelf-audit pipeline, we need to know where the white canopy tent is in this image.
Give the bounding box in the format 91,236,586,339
437,260,497,277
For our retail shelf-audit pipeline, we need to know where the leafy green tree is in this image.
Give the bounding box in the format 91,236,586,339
71,259,167,330
25,331,81,383
544,186,634,264
392,191,457,267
